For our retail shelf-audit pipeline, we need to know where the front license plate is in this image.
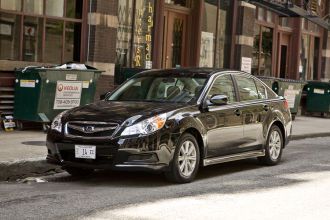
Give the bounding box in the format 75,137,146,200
75,145,96,159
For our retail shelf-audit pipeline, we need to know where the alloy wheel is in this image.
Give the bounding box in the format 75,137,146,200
178,140,197,177
269,130,282,161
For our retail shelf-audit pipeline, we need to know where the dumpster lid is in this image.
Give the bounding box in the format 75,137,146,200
306,81,330,86
54,63,97,70
17,63,101,73
256,76,306,84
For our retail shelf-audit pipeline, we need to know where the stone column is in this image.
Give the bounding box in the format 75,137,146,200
231,1,256,73
87,0,118,100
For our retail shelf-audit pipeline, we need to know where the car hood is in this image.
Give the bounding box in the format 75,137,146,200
64,101,188,124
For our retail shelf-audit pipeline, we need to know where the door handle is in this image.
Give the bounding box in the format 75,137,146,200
263,105,270,111
234,109,241,116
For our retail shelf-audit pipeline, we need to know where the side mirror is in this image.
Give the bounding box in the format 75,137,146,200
210,94,228,105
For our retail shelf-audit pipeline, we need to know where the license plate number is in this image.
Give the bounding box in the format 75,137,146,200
75,145,96,159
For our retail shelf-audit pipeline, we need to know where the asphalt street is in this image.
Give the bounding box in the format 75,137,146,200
0,137,330,220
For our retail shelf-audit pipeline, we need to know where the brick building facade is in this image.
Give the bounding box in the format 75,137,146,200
0,0,329,116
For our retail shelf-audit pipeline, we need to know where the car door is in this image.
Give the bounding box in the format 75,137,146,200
233,73,269,152
198,73,244,158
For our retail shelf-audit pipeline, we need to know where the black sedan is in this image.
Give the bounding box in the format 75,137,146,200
46,68,292,183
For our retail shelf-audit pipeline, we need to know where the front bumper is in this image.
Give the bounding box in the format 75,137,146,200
46,131,179,172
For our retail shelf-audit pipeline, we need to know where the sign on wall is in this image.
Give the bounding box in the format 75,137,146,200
199,32,214,68
54,81,82,109
241,57,252,73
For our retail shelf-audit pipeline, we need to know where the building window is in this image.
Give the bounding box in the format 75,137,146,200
116,0,155,69
280,17,292,28
165,0,193,8
257,6,274,24
0,13,20,60
0,0,21,11
0,0,84,64
46,0,64,17
45,20,64,63
200,0,232,68
253,24,273,76
23,0,43,15
23,16,43,62
257,7,264,21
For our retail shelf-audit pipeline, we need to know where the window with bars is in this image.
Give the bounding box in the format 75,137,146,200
252,24,273,76
0,0,84,64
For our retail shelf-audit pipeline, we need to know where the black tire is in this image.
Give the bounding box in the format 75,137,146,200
258,125,283,166
165,133,200,183
64,167,94,177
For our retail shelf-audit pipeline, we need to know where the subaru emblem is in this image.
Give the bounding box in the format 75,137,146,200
84,126,95,133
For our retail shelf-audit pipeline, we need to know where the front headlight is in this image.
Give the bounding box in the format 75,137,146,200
51,110,68,132
121,113,167,136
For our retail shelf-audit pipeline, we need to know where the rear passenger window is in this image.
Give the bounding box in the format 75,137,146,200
234,75,259,101
266,87,278,99
255,80,267,99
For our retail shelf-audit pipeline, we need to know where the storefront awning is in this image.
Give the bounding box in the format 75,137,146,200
245,0,330,30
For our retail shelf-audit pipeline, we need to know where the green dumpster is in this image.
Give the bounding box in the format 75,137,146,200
14,66,102,128
256,76,279,93
274,78,306,120
258,76,306,120
304,81,330,117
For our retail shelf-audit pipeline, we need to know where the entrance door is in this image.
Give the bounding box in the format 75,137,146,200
162,6,189,68
278,33,290,78
280,45,287,78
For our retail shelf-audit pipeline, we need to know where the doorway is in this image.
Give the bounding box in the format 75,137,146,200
162,5,190,68
277,33,291,78
280,45,287,78
312,37,320,80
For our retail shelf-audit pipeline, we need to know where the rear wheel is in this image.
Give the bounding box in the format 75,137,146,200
165,133,200,183
64,167,94,177
258,125,283,166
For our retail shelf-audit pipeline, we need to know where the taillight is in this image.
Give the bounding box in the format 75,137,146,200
283,99,289,109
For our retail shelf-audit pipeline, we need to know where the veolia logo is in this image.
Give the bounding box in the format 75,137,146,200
58,84,63,92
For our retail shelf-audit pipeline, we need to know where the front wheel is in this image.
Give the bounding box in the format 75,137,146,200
258,125,283,166
165,133,200,183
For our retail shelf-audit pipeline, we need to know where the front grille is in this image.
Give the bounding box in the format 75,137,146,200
65,121,119,139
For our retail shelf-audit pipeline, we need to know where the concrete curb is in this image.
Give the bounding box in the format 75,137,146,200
0,159,62,181
1,133,330,181
291,133,330,141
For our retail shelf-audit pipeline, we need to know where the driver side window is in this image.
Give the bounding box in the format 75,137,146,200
208,75,237,103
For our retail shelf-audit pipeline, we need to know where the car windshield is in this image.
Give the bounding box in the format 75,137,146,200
108,74,207,103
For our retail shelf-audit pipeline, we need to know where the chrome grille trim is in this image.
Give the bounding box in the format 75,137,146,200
64,121,119,139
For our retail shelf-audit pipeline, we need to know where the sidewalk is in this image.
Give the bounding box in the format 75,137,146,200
291,116,330,140
0,131,58,181
1,116,330,181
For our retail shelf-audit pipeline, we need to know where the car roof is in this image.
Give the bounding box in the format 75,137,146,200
136,67,230,77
